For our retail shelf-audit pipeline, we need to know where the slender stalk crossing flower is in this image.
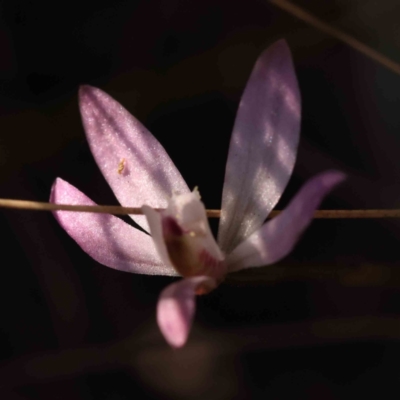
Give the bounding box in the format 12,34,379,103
51,40,344,348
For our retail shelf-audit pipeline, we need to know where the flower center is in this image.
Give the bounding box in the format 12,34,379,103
162,216,226,284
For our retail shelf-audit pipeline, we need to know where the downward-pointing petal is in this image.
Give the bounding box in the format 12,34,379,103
79,85,190,231
219,40,301,253
157,276,216,348
51,178,177,276
227,171,345,272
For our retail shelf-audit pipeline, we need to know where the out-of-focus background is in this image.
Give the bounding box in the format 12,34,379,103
1,0,400,398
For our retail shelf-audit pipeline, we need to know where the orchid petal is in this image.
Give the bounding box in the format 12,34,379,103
79,85,190,231
218,40,301,253
157,276,216,348
226,171,345,272
51,178,177,276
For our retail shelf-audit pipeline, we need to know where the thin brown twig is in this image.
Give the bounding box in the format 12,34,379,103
269,0,400,76
0,198,400,218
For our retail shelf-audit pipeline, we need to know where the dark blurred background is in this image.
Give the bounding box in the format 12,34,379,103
1,0,400,398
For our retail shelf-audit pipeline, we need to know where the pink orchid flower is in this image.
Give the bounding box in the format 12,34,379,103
51,40,344,348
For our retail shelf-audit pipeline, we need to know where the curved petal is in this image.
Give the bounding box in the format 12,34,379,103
157,276,216,348
79,85,190,231
226,171,345,272
51,178,177,276
218,40,301,253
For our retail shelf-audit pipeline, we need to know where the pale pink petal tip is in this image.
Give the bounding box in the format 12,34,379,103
219,39,301,253
157,276,216,348
78,84,189,232
50,178,176,276
227,170,345,272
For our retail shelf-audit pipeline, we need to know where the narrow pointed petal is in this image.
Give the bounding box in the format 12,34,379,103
51,178,177,276
157,276,216,348
219,40,301,253
79,85,190,230
227,171,345,272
